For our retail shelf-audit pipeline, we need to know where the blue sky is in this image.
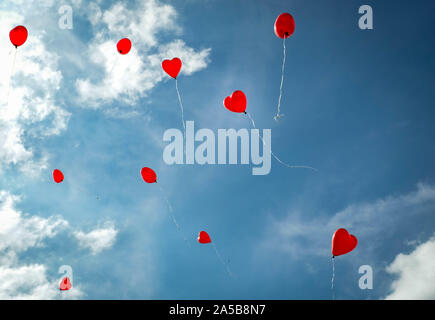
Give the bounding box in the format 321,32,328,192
0,0,434,299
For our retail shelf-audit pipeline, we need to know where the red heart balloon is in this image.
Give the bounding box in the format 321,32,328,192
59,277,72,291
117,38,132,55
141,167,157,183
9,25,28,47
332,228,358,257
162,58,182,79
223,90,247,113
53,169,64,183
274,13,295,39
198,231,211,244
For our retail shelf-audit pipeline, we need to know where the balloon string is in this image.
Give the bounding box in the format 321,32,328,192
6,47,18,108
274,37,286,121
246,112,318,171
331,256,335,300
175,79,186,143
212,242,233,278
158,184,191,248
108,54,119,75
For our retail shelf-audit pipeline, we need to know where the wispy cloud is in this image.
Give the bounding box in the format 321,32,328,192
263,183,435,258
73,222,118,255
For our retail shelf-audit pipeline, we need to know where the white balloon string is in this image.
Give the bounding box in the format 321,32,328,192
108,54,120,75
212,242,233,278
6,47,18,108
331,256,335,300
158,184,191,248
175,78,186,144
274,37,286,121
246,112,318,171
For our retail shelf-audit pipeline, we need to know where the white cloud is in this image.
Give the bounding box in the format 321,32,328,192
385,236,435,300
149,39,212,76
0,10,70,174
73,223,118,255
76,0,211,108
0,0,210,172
0,190,117,299
264,183,435,258
0,264,83,300
0,190,83,299
0,191,68,255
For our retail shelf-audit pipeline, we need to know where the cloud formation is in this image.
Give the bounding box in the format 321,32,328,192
0,264,83,300
73,223,118,255
0,10,70,174
0,0,211,173
76,0,211,108
0,190,117,299
0,191,68,259
0,0,87,176
264,183,435,258
385,236,435,300
0,191,77,299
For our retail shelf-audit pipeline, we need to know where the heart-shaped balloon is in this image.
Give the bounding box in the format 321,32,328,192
9,25,28,47
141,167,157,183
274,13,295,39
331,228,357,257
162,58,182,79
59,277,72,291
117,38,132,55
53,169,64,183
223,90,247,113
198,231,211,244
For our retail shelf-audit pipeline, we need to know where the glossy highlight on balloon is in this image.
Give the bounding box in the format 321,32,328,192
9,25,28,47
53,169,64,183
274,13,295,39
141,167,157,183
331,228,358,257
59,277,72,291
117,38,132,54
162,58,182,79
198,231,211,244
223,90,247,113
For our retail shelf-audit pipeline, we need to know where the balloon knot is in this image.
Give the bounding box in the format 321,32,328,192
244,111,247,115
274,114,285,122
